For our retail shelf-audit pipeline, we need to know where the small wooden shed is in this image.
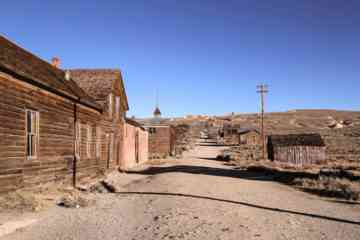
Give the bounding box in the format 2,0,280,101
238,128,262,146
267,134,326,165
221,125,261,146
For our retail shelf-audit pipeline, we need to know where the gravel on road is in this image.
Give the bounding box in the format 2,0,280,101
1,145,360,240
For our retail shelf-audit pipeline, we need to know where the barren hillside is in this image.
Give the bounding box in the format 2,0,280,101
158,109,360,164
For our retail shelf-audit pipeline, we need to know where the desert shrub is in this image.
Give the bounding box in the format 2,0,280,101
293,177,360,201
57,194,94,208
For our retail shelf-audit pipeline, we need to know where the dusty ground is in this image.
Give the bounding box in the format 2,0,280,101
1,144,360,240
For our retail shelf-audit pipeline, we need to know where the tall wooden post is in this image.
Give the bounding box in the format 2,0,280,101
73,104,78,188
257,84,268,160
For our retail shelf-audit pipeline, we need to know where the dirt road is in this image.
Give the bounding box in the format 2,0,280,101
2,145,360,240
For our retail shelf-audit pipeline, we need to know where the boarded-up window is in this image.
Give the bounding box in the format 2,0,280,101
75,121,81,159
26,110,39,159
108,94,113,118
115,96,120,119
96,126,102,159
87,124,92,158
109,133,114,161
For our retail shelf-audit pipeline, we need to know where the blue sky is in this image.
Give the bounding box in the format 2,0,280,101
1,1,359,117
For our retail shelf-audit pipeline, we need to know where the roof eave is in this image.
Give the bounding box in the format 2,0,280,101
0,65,102,112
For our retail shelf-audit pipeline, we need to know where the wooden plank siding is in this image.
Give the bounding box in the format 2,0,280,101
223,130,261,146
0,73,125,192
273,146,326,165
268,134,326,166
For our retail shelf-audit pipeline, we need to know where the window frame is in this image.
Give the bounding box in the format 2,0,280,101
26,109,39,160
115,96,120,120
86,124,92,158
96,126,102,159
149,127,157,134
75,121,81,160
108,93,113,118
109,133,114,161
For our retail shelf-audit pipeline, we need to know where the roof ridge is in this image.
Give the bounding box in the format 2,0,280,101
0,35,101,111
0,34,66,75
69,68,121,72
0,35,78,96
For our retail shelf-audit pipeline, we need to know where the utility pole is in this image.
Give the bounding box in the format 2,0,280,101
257,84,268,160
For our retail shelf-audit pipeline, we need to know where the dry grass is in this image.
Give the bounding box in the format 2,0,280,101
0,191,42,211
231,159,320,173
229,158,360,201
0,182,92,212
326,161,360,171
293,177,360,201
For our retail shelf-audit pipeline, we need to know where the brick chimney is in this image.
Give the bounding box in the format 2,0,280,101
51,57,60,68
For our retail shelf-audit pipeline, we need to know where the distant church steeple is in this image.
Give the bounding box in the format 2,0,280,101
153,89,161,118
153,106,161,118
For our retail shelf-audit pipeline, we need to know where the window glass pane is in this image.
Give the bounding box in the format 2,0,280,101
27,135,31,156
115,97,120,117
109,94,113,117
109,133,114,160
31,112,37,133
31,135,36,156
26,110,39,158
27,111,32,133
87,125,91,157
77,122,81,139
96,126,101,158
75,121,81,158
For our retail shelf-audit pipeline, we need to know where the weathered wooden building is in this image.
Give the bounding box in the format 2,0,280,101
238,128,262,146
0,35,139,192
219,125,261,146
267,134,326,165
69,69,129,170
0,35,102,192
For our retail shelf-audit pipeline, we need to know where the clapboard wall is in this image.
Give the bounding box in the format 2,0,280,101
0,72,120,192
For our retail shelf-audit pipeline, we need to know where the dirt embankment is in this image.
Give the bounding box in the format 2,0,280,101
219,156,360,202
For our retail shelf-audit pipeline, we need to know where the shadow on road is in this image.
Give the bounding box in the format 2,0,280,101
326,199,360,205
116,191,360,226
125,165,360,203
195,157,230,162
125,165,274,181
195,144,229,147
